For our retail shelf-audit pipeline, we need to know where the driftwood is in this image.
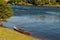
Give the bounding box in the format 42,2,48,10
14,25,30,35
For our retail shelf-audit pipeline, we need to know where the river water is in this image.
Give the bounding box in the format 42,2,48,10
3,5,60,40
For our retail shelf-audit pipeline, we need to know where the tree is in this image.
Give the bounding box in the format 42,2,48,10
0,0,13,26
27,0,35,5
56,0,60,4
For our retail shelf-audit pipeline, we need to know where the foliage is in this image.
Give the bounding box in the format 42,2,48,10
9,0,60,5
0,0,13,20
56,0,60,4
0,0,13,26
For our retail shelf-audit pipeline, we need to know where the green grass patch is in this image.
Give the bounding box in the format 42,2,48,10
0,27,39,40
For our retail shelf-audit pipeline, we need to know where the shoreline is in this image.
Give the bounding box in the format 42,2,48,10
0,27,39,40
13,4,60,7
43,5,60,7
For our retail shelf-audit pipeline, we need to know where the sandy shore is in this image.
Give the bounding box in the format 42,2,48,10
41,5,60,7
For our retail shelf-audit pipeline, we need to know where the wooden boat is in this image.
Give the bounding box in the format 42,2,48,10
13,25,30,35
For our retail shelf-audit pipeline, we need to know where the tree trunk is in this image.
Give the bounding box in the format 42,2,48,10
0,18,3,26
49,0,51,4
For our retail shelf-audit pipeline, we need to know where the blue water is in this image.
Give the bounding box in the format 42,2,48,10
3,6,60,40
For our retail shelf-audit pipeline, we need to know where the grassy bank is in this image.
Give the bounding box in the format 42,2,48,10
0,26,39,40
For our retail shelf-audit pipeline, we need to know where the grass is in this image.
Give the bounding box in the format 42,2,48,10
0,26,39,40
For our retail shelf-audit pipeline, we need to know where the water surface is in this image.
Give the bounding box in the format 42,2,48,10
3,6,60,40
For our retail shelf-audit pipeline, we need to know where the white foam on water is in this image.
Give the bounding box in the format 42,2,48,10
46,11,60,15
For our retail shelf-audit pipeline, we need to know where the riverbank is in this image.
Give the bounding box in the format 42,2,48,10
24,4,60,7
14,4,60,7
43,5,60,7
0,26,39,40
10,2,60,7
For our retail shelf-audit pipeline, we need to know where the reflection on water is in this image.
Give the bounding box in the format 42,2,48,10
13,6,60,16
3,6,60,40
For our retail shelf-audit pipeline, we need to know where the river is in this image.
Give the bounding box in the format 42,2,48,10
3,5,60,40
